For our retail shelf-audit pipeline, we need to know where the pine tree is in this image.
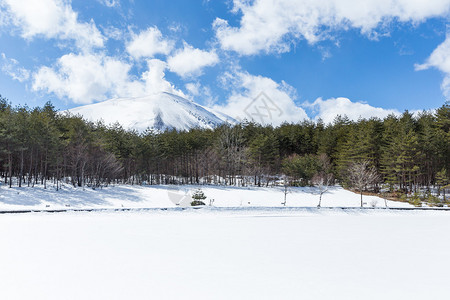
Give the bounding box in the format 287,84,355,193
381,112,423,193
247,132,279,186
191,189,207,206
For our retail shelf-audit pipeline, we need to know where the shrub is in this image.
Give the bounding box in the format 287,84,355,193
425,193,442,207
191,189,207,206
408,192,422,207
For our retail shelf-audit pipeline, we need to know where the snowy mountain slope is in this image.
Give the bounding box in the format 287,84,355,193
67,92,235,132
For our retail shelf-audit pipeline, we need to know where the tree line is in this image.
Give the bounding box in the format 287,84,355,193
0,95,449,199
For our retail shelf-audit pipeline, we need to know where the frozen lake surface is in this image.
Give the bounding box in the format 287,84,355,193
1,208,449,299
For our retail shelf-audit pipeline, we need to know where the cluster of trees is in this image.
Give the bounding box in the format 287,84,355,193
0,98,123,190
1,95,449,199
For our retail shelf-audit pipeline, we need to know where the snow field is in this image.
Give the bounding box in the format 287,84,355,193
0,209,449,299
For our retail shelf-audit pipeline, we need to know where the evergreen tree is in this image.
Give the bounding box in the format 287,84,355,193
282,154,319,185
247,132,279,186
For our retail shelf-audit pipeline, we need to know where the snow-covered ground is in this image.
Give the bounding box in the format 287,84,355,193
0,209,449,299
0,184,413,211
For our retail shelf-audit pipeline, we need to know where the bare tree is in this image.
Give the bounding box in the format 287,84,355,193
348,160,380,207
312,154,334,208
281,175,290,206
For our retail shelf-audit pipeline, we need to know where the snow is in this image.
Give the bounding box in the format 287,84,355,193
0,184,413,211
0,209,449,299
67,92,235,132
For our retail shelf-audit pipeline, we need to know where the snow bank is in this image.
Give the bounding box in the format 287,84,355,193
0,184,412,211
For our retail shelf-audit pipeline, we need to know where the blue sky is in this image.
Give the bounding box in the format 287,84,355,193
0,0,449,124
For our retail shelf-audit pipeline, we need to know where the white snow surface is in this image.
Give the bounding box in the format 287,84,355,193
0,184,413,211
1,209,450,299
67,92,235,132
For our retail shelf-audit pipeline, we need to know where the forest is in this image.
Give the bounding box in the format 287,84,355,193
0,95,449,203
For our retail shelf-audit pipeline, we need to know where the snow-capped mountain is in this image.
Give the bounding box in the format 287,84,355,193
67,92,235,132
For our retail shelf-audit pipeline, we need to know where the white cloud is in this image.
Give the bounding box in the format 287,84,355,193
140,59,184,96
416,35,450,74
442,76,450,99
212,68,405,125
213,70,308,126
416,34,450,99
306,97,400,123
32,53,131,104
1,53,30,82
168,22,183,33
185,82,201,96
1,0,104,50
97,0,119,8
32,53,184,104
214,0,450,55
185,81,217,106
126,27,174,59
0,6,6,27
102,25,123,40
167,43,219,78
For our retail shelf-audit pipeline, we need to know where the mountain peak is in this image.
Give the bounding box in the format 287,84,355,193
67,92,235,132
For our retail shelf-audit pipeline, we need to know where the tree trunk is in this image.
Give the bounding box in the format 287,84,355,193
8,152,12,188
19,149,24,188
